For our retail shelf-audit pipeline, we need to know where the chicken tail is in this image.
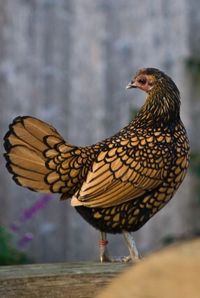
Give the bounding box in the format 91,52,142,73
4,116,75,194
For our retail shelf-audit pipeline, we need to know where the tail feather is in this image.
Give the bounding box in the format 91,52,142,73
4,116,75,194
8,146,48,173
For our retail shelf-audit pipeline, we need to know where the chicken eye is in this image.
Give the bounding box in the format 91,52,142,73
138,78,146,84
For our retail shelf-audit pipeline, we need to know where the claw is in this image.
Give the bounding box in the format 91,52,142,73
108,255,132,263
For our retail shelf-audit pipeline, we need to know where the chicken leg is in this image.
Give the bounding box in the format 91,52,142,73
99,231,140,263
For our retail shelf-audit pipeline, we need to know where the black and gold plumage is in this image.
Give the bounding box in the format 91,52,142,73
4,68,190,262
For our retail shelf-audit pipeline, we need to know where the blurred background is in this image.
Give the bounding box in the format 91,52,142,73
0,0,200,264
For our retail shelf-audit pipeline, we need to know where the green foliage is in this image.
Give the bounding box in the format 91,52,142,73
162,230,200,246
185,57,200,79
190,151,200,177
190,151,200,207
0,226,30,265
161,235,175,246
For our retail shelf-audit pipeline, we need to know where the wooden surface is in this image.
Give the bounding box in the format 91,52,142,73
0,262,130,298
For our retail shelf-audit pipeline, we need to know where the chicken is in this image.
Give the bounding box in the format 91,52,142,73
4,68,190,262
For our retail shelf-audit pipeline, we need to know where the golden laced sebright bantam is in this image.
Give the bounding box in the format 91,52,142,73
4,68,190,262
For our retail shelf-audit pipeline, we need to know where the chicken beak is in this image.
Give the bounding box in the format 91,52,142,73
126,81,137,89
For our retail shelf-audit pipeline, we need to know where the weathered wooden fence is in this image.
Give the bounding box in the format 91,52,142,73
0,0,199,263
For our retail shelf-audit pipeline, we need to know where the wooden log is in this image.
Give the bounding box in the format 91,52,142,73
0,262,130,298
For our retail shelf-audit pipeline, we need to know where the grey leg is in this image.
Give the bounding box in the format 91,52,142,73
123,230,140,261
99,231,110,262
